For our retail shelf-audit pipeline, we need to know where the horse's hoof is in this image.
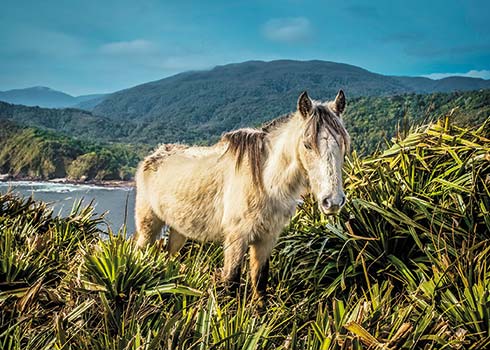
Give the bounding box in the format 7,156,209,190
224,281,240,296
254,298,267,315
215,281,240,299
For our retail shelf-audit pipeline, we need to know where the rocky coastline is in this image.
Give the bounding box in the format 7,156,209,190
0,173,134,188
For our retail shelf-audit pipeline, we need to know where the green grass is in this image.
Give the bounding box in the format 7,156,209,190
1,116,489,349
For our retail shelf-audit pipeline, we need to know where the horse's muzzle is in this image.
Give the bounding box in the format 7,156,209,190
320,195,345,215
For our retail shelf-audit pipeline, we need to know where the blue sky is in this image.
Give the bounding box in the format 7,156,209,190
0,0,489,95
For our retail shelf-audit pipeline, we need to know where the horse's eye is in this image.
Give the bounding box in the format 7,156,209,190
303,142,312,150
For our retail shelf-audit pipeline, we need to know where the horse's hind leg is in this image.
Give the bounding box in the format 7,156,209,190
167,229,187,255
250,238,275,311
134,195,164,248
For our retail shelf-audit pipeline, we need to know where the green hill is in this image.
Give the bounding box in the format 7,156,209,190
344,89,490,153
0,101,132,142
0,121,146,181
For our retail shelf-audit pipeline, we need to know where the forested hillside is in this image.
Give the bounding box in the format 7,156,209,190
95,88,490,151
0,102,132,142
93,60,490,121
1,89,488,180
0,121,146,181
91,61,490,142
345,89,490,153
2,89,489,154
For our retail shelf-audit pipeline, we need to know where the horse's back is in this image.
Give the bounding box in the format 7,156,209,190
136,144,227,241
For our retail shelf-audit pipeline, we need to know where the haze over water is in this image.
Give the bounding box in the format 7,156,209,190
0,181,136,234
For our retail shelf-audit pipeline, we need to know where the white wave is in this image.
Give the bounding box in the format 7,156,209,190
0,180,133,193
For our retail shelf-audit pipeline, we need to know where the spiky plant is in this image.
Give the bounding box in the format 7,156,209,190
1,116,489,349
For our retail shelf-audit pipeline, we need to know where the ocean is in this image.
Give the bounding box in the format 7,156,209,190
0,181,136,234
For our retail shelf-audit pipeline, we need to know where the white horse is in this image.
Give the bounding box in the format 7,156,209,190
134,90,350,309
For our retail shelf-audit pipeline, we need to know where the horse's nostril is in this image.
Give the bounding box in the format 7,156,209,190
322,195,345,212
322,196,332,209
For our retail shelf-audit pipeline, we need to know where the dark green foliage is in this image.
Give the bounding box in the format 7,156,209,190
344,89,490,154
0,193,102,300
272,117,490,348
0,122,84,178
0,101,131,141
0,193,199,349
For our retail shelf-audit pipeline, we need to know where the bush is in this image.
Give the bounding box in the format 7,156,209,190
1,117,489,349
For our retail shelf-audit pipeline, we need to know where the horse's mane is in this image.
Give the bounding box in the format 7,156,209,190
222,128,267,189
143,143,189,172
261,113,292,132
221,103,350,189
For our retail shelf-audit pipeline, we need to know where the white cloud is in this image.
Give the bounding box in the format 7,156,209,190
263,17,312,43
423,69,490,80
99,39,157,55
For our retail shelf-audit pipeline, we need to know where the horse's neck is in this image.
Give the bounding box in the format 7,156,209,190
263,115,307,201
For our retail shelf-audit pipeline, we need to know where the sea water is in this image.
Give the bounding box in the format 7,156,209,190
0,181,136,234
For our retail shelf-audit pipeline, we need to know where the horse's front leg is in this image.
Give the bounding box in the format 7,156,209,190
250,238,274,311
222,234,247,293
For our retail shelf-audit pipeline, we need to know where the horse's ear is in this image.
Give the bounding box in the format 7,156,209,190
297,91,313,118
332,89,346,115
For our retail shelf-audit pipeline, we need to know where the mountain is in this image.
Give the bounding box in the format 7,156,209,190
73,94,108,110
75,93,107,103
394,76,490,93
92,60,490,141
92,60,410,121
0,88,488,180
0,86,107,109
89,60,490,144
0,87,76,108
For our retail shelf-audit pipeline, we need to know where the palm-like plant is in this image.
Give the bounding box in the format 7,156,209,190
1,116,489,349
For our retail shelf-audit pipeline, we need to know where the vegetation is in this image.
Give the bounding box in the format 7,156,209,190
1,115,489,349
4,62,490,151
345,89,490,154
0,121,147,180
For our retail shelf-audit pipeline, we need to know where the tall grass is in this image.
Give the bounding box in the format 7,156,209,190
1,116,489,349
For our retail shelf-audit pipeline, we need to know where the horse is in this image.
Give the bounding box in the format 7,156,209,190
133,90,350,310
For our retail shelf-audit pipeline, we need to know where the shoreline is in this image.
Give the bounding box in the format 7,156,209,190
0,175,135,188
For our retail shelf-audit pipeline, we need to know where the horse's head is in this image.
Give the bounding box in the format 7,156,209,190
296,90,350,215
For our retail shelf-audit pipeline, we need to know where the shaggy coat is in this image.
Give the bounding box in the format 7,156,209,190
134,90,350,309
